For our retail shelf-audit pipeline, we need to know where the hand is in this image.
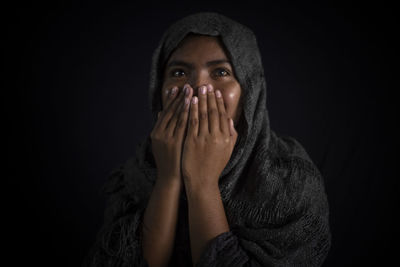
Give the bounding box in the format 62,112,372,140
181,84,238,191
150,84,193,183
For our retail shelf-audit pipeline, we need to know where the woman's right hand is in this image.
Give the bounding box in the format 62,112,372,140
150,84,193,183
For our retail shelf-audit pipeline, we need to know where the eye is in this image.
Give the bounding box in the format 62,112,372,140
214,68,230,77
170,69,186,78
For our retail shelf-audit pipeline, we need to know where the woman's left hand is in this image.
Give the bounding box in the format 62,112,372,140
181,84,238,192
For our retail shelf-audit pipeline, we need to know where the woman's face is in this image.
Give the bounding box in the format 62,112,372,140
161,35,242,125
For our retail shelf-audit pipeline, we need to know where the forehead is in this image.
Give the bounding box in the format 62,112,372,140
167,35,228,62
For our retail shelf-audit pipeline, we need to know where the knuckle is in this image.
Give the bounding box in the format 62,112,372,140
200,112,208,120
190,117,198,126
176,117,186,129
219,111,227,119
169,116,177,126
207,134,219,144
209,108,218,116
188,134,197,142
166,138,175,145
197,135,205,143
211,136,219,144
150,131,160,141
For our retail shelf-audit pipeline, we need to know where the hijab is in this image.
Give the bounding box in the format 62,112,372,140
84,12,331,267
140,11,271,203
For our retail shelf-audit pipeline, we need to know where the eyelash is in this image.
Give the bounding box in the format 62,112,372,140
170,68,231,78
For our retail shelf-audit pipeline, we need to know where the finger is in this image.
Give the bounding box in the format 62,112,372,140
206,84,219,134
155,86,179,129
187,96,199,137
159,86,186,130
198,85,208,136
173,85,193,138
166,84,191,136
163,86,179,111
229,118,238,142
215,89,229,135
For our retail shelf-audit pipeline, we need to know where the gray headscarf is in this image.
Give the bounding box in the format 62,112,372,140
84,12,331,267
141,11,271,201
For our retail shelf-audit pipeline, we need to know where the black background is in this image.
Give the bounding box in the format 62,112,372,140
6,1,398,266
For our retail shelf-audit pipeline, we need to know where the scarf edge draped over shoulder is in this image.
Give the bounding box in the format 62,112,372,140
83,12,331,267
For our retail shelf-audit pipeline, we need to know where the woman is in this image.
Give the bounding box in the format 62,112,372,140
83,12,331,267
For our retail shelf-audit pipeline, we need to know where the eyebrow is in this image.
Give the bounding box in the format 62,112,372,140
166,59,232,69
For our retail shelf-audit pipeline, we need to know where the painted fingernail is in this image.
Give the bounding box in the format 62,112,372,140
207,84,213,92
185,86,191,96
171,86,177,95
215,90,222,98
192,96,198,104
200,86,207,95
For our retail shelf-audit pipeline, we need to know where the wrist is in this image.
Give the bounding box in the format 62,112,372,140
157,170,181,181
185,182,221,208
183,176,219,196
156,174,182,188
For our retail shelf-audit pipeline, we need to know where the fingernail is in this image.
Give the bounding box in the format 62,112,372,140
185,97,190,105
192,96,198,104
171,86,177,95
215,90,221,98
200,86,206,95
207,84,213,92
185,86,190,96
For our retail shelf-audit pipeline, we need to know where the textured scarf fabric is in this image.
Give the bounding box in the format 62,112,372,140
83,12,331,267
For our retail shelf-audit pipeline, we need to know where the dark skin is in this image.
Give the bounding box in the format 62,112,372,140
142,34,242,267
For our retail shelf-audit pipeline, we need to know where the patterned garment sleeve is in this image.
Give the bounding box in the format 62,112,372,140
195,230,251,267
195,158,331,267
82,162,151,267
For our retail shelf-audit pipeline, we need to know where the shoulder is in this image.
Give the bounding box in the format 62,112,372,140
246,131,322,188
263,132,327,216
228,131,327,225
260,131,322,183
